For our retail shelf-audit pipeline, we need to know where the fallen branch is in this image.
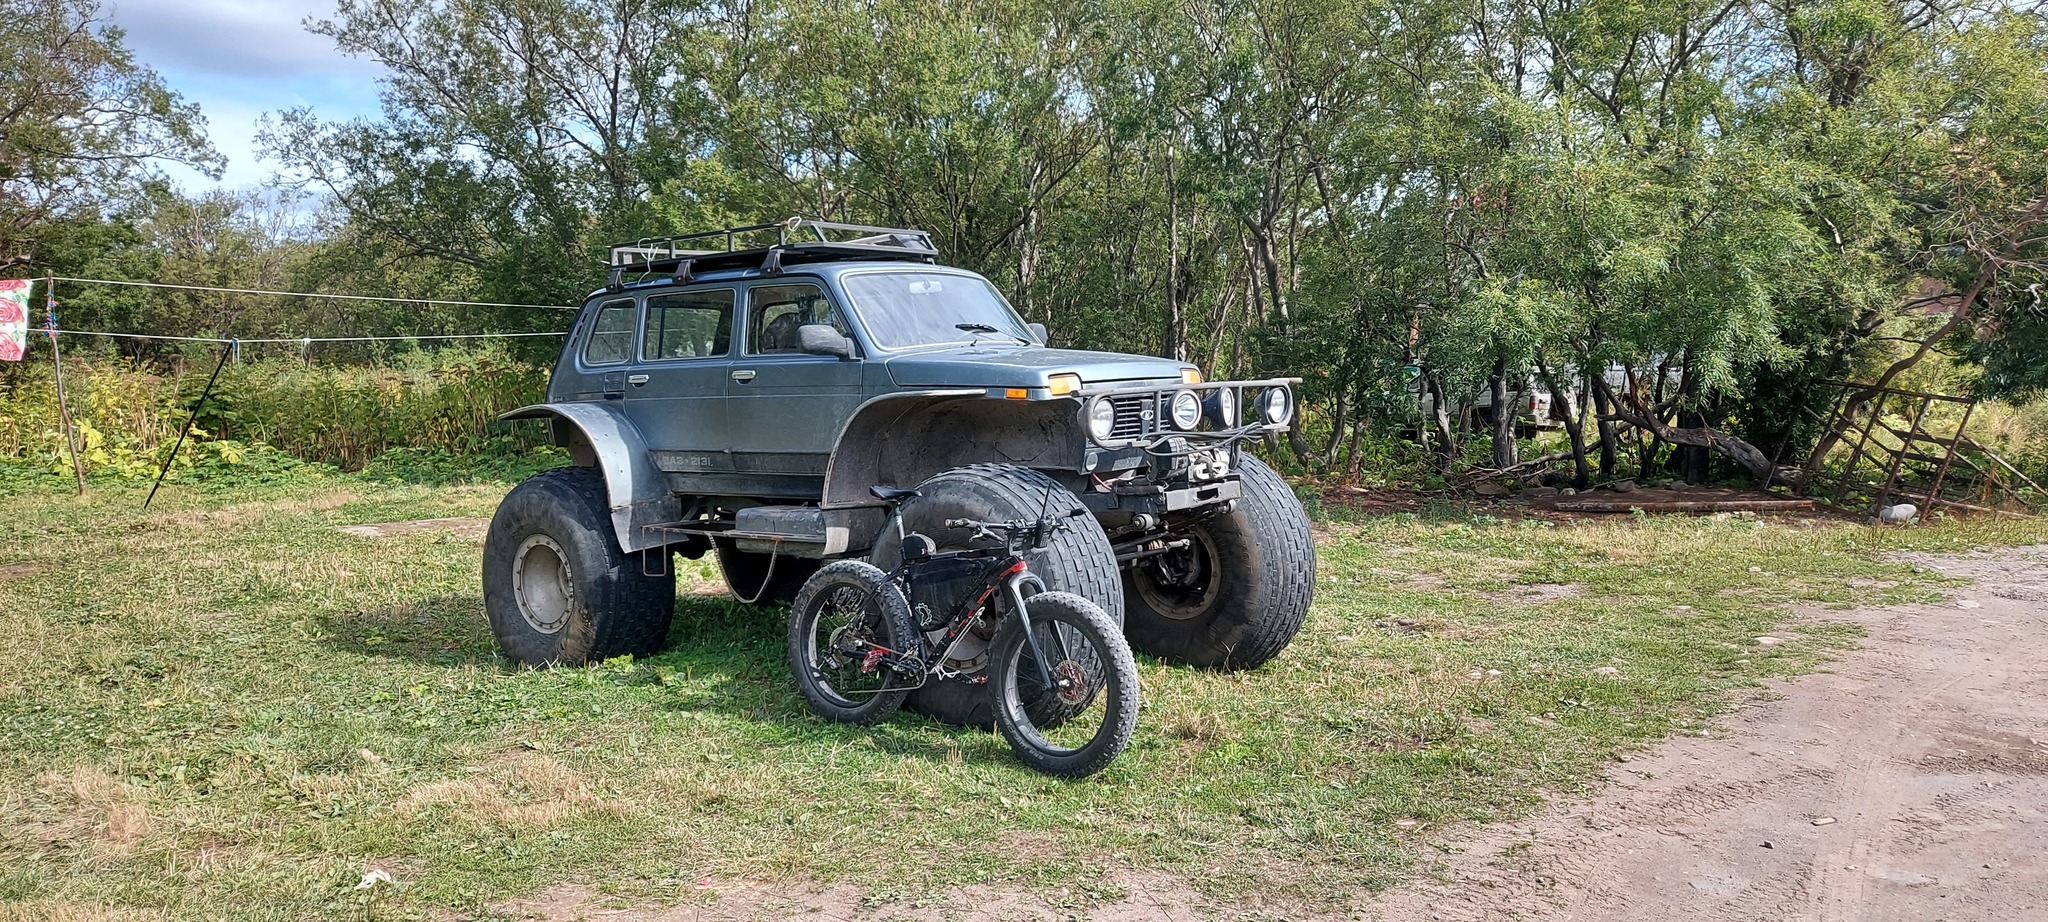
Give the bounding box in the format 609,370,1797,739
1595,377,1796,487
1457,438,1609,485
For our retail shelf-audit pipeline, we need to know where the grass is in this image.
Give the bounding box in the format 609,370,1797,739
0,475,2043,921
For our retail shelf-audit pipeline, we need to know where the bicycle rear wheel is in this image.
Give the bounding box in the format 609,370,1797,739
787,560,921,726
989,591,1140,777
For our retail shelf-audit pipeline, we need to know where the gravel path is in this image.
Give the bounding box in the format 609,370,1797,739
1366,544,2048,922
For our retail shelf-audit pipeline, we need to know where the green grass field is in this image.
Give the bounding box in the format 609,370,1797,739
1,473,2041,920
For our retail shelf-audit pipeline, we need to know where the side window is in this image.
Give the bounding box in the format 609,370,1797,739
746,282,848,355
582,298,637,366
642,288,734,361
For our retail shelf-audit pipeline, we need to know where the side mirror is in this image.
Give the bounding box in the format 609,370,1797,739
797,324,855,359
1027,322,1048,345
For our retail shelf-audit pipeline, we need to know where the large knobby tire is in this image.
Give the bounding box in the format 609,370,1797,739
868,464,1120,728
1123,455,1313,670
991,591,1139,778
786,560,921,726
483,466,676,666
715,539,821,606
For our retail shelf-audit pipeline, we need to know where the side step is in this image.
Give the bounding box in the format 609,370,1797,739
732,505,826,555
642,505,828,558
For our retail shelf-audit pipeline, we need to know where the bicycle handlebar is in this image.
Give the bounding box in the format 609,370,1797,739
943,506,1086,534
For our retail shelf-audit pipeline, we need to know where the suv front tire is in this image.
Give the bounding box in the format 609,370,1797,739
1122,456,1313,670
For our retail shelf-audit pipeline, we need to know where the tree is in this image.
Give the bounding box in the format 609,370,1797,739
0,0,218,261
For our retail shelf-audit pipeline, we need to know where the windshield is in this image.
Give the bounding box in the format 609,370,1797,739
840,271,1034,349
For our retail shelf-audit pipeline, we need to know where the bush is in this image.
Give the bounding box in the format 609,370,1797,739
0,344,549,478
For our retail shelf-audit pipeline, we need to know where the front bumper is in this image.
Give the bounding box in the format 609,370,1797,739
1074,378,1299,452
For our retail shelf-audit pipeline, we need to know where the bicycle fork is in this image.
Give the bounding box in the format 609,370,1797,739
1002,569,1057,689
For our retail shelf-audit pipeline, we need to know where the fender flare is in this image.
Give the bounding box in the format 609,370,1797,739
501,403,678,553
820,388,1086,514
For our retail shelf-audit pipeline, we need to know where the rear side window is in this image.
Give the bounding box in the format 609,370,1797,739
643,289,735,361
746,282,847,354
583,298,637,365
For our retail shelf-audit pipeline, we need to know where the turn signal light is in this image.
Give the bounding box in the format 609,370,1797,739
1181,368,1203,384
1048,373,1082,396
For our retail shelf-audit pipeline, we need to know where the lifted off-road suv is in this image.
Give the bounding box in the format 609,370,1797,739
484,219,1314,724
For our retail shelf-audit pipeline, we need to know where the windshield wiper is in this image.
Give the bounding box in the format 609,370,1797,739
956,322,1030,345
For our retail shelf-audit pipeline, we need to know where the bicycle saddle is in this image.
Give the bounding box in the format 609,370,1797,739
870,485,922,501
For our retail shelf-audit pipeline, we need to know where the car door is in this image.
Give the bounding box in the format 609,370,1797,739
727,279,864,481
624,286,738,476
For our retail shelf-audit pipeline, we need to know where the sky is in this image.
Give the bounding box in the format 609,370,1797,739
104,0,389,191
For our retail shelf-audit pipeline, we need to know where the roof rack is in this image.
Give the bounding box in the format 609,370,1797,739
607,218,938,281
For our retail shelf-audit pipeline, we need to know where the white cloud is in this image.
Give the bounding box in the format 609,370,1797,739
102,1,390,190
106,0,381,79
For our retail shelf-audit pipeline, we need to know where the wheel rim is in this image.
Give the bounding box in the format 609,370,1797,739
512,534,574,634
1133,528,1221,620
1003,618,1113,756
805,585,898,707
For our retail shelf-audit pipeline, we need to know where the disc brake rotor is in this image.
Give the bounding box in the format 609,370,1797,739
1050,659,1093,706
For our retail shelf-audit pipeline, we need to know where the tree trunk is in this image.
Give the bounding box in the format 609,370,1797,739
1536,354,1590,489
1424,370,1461,471
1164,145,1183,361
1592,378,1619,477
1674,353,1709,483
1321,389,1350,471
1286,414,1315,470
1344,416,1367,480
1488,357,1519,469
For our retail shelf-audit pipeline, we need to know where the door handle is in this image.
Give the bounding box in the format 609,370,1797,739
627,374,649,386
731,370,756,383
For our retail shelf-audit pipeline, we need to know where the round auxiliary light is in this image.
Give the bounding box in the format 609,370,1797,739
1087,397,1117,440
1170,390,1203,431
1207,388,1238,428
1261,387,1292,425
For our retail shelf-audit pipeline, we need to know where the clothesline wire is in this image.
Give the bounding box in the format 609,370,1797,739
43,329,565,345
46,276,580,311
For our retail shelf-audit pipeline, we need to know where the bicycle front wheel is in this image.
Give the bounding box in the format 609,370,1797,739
787,560,920,726
990,591,1140,777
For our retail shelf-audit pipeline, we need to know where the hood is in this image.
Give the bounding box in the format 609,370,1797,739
883,345,1189,389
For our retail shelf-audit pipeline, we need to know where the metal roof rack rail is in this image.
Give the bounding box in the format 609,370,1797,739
607,217,938,276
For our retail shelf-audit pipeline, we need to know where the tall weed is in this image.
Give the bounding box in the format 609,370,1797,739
0,345,548,476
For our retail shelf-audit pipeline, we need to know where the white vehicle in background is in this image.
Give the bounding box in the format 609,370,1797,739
1411,360,1682,435
1416,373,1562,434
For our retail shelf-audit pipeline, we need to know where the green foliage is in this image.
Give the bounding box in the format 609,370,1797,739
0,344,550,480
251,0,2043,480
0,0,219,258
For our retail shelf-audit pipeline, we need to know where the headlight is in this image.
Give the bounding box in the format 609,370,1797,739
1170,390,1202,430
1206,388,1238,428
1087,398,1117,440
1260,388,1292,425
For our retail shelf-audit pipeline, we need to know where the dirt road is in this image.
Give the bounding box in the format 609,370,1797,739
1368,544,2048,922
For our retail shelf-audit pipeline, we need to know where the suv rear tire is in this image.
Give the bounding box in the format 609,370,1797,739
867,464,1121,728
1122,455,1312,669
483,466,676,665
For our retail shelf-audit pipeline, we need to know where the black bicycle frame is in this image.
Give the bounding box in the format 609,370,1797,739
885,545,1055,688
